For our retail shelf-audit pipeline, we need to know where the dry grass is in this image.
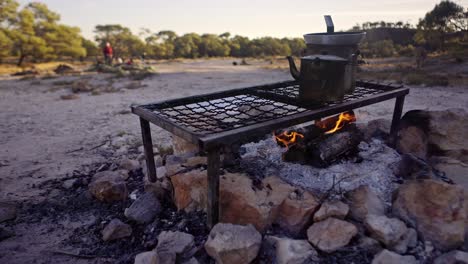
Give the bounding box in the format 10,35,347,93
0,61,91,75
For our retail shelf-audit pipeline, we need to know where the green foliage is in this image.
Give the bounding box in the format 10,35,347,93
94,24,146,58
362,40,396,58
418,0,467,32
82,38,99,57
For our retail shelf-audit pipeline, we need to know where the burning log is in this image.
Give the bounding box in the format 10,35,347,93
277,111,362,167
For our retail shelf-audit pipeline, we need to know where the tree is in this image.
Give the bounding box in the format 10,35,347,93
0,0,18,25
82,38,99,57
11,8,51,65
419,0,467,32
174,33,201,58
94,24,145,58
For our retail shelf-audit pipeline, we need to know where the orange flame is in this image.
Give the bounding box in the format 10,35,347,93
324,112,356,135
274,131,304,148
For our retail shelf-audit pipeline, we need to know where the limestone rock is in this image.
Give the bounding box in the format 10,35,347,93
101,219,132,241
345,185,385,222
396,126,428,159
172,135,198,155
392,180,466,250
185,156,207,167
433,250,468,264
156,231,195,263
120,158,140,171
144,177,173,202
313,200,349,222
275,189,320,235
205,223,262,264
171,169,208,212
0,202,17,223
371,249,418,264
362,119,391,141
88,170,128,202
393,228,418,254
220,174,295,231
62,178,78,189
365,214,408,248
266,236,317,264
357,236,382,254
307,218,358,253
124,192,161,224
134,251,158,264
428,109,468,163
171,171,295,232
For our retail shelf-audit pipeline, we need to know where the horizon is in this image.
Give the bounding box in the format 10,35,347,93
16,0,468,40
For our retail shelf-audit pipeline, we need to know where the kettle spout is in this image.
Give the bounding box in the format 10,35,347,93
286,56,301,80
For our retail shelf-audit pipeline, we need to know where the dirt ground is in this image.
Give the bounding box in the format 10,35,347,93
0,58,467,263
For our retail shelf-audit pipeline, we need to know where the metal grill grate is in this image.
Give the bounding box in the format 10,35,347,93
142,80,402,136
154,94,308,134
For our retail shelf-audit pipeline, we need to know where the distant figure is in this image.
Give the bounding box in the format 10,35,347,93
126,58,134,65
103,42,113,65
415,46,427,69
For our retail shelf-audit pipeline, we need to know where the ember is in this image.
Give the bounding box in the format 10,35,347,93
274,131,304,148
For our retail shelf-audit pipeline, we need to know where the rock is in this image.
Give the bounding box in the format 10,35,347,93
396,126,428,159
306,218,358,253
393,228,418,254
134,251,158,264
120,158,140,171
428,109,468,162
124,192,161,224
171,169,208,212
88,170,128,202
171,170,295,232
345,185,385,222
205,223,262,264
362,119,391,141
275,189,320,235
101,219,132,241
392,180,466,250
357,236,382,254
0,226,15,241
62,178,78,189
60,94,80,100
166,164,185,177
156,231,196,263
0,202,17,223
182,258,199,264
172,135,198,155
433,250,468,264
144,177,173,202
313,200,349,222
185,156,207,167
365,214,408,249
371,249,418,264
266,236,318,264
392,153,434,180
54,64,76,74
220,174,295,231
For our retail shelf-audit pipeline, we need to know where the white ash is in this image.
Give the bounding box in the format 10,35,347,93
240,137,401,203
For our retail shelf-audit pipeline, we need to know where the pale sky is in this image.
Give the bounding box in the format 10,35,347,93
18,0,468,40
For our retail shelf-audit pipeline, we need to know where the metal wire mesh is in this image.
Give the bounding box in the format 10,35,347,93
153,94,307,134
143,81,401,136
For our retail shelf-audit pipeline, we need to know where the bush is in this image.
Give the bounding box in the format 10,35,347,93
396,44,415,57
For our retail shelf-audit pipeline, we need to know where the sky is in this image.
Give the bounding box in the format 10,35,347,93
18,0,468,40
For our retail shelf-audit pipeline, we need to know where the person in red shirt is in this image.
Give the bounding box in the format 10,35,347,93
103,42,113,65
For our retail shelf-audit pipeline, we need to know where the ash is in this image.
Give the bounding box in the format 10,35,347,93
240,137,401,203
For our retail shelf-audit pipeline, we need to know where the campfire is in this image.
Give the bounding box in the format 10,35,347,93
274,111,360,167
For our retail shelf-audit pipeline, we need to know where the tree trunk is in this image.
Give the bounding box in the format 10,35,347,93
17,54,26,67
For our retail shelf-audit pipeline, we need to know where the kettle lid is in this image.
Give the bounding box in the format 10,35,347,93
302,54,348,62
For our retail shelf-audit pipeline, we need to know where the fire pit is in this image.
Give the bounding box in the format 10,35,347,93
131,80,409,227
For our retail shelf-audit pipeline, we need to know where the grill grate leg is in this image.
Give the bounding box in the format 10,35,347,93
207,148,221,228
140,117,157,182
390,95,406,144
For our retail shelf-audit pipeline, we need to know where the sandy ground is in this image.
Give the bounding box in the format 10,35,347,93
0,58,467,263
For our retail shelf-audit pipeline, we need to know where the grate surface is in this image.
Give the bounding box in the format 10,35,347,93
142,81,402,136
